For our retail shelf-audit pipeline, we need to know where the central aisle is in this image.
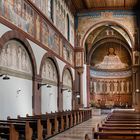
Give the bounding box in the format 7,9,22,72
49,115,106,140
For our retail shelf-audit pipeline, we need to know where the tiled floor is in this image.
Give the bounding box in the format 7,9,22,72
49,115,106,140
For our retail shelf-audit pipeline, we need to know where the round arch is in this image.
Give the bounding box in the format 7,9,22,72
62,65,73,111
88,38,132,65
39,53,60,113
0,30,37,119
39,53,60,81
0,30,37,75
81,20,134,49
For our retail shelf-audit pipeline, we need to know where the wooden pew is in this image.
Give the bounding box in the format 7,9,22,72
0,123,19,140
2,109,91,139
98,126,140,132
93,110,140,140
7,117,43,140
102,123,140,127
93,131,140,139
0,121,32,140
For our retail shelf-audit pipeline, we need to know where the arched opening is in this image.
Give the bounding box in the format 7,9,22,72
0,40,33,119
62,68,73,111
41,58,58,113
85,24,133,108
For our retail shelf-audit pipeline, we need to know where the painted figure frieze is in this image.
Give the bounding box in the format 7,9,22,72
63,69,72,88
0,40,32,74
0,0,74,66
63,44,73,65
42,59,57,83
0,0,35,36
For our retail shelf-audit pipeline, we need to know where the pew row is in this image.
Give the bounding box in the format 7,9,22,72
0,109,92,140
93,110,140,140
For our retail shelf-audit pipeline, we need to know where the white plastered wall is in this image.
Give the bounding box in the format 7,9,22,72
41,85,58,113
63,90,72,111
56,57,75,82
27,39,46,75
0,23,76,118
0,76,32,119
0,23,11,37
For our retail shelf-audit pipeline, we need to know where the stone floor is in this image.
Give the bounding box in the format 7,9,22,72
49,115,106,140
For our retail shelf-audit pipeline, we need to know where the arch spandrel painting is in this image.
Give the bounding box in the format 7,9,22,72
0,40,32,74
91,44,131,70
42,59,58,83
63,69,72,88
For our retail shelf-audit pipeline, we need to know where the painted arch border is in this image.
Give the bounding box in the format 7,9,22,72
0,30,37,76
81,20,134,49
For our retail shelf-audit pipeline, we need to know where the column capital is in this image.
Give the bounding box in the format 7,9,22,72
76,67,84,74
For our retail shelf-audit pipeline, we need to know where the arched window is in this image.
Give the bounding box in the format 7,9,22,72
48,0,53,21
67,14,70,41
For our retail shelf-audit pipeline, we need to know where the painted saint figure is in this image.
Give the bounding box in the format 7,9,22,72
95,47,128,70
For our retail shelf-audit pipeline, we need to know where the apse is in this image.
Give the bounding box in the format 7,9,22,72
85,25,133,109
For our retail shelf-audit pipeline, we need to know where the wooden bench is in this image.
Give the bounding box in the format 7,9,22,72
93,110,140,140
0,121,32,140
93,131,140,139
0,109,91,139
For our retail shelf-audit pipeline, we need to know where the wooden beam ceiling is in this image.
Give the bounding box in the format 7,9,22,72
71,0,139,13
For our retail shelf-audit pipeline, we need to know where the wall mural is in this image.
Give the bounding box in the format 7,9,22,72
75,52,83,67
0,40,32,74
0,0,35,36
77,10,136,47
94,47,128,70
91,43,131,70
63,69,72,88
90,43,132,107
63,44,73,65
42,58,58,83
0,0,74,66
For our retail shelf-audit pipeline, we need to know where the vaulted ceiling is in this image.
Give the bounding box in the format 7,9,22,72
71,0,139,13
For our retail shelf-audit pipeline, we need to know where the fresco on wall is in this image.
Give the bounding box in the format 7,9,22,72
75,52,83,67
63,69,72,88
0,0,35,36
0,40,32,74
42,58,57,83
48,28,59,55
63,44,73,65
77,11,137,47
35,15,40,41
91,43,131,70
42,20,49,47
95,47,128,70
0,0,74,66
